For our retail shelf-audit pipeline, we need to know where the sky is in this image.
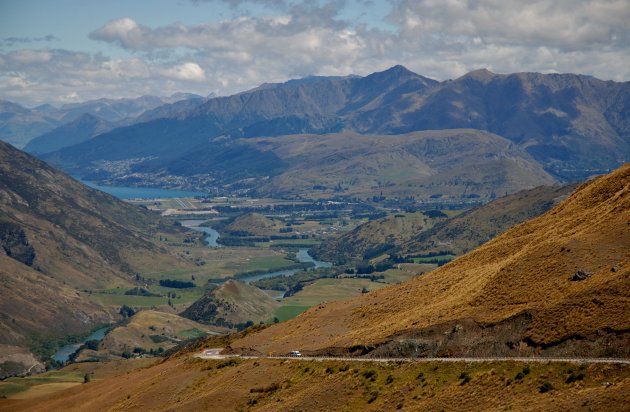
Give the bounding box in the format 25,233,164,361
1,0,629,107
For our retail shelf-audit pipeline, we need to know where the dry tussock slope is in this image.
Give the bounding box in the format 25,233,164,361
3,357,629,412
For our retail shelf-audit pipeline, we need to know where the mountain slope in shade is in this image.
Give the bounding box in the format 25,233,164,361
0,141,191,350
40,66,439,180
24,113,112,155
374,70,630,179
232,164,630,357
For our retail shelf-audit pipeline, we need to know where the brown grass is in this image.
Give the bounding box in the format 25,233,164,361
2,357,628,411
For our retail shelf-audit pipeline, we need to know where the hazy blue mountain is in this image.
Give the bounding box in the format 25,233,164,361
0,100,61,148
24,113,111,155
0,93,205,149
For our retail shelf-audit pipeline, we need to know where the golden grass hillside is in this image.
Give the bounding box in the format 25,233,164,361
2,356,628,411
232,164,630,357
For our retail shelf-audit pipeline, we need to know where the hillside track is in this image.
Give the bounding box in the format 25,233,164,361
195,350,630,365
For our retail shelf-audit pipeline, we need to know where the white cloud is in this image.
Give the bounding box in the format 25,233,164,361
88,17,146,49
388,0,630,51
163,62,207,81
10,50,53,64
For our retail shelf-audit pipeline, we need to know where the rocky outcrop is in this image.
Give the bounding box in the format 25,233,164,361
0,221,35,266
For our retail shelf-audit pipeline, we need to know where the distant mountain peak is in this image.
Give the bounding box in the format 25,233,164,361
460,68,497,82
379,64,417,77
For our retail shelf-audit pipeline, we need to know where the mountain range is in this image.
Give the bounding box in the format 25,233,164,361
25,65,629,200
0,93,205,149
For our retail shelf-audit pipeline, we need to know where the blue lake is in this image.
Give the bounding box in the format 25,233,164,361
78,180,206,199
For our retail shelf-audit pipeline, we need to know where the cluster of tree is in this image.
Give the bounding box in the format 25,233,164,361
410,250,454,258
124,287,160,297
282,282,304,298
422,210,449,218
159,279,195,288
362,243,396,260
217,237,259,247
120,346,165,358
119,305,135,318
342,271,385,281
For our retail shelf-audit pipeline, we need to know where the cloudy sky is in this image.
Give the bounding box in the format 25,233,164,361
1,0,629,106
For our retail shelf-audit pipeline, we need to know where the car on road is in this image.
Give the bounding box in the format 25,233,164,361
289,351,302,357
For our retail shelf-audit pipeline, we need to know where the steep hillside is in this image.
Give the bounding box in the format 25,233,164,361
232,164,630,357
0,141,193,364
182,280,279,328
0,255,115,347
0,140,182,288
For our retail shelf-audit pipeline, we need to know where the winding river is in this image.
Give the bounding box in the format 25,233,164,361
239,248,331,283
180,219,221,247
52,326,109,363
180,219,331,282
